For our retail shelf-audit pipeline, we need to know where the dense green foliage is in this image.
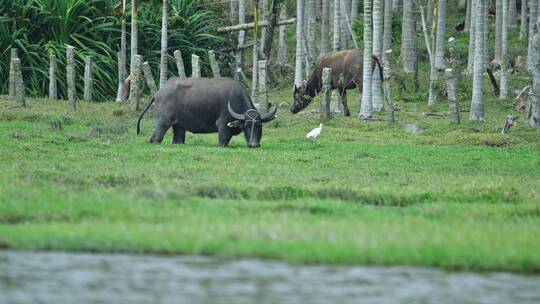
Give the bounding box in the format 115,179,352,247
0,0,228,100
0,95,539,271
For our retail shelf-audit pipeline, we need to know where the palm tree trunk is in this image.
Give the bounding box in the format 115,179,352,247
307,0,317,68
116,0,127,102
508,0,517,27
340,0,350,49
402,0,416,73
383,0,393,52
434,0,448,69
159,0,168,89
372,0,384,111
531,22,540,127
333,0,341,51
495,0,503,63
393,0,402,10
295,0,305,86
360,0,373,117
528,0,538,71
500,0,509,99
130,0,138,76
321,0,330,54
467,0,476,73
236,0,246,78
351,0,358,26
483,0,489,69
262,0,280,60
470,0,486,122
278,5,289,64
427,0,434,32
520,0,528,39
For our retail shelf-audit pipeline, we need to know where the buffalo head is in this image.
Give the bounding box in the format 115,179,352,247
291,80,313,114
227,102,277,148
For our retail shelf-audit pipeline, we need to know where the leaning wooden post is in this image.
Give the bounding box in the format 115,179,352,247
12,58,25,107
257,60,268,112
208,50,221,78
174,50,186,79
445,68,461,123
9,48,18,99
191,54,200,77
83,55,93,101
66,45,76,111
49,53,57,100
130,54,142,112
142,61,158,96
383,49,395,122
320,67,332,121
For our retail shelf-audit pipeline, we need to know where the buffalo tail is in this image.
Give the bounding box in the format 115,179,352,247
136,97,155,135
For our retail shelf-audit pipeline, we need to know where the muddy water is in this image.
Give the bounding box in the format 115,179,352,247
1,250,539,304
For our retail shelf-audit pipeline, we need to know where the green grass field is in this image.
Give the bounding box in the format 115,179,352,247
1,90,539,272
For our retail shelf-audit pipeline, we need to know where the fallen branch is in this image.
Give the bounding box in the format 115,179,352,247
217,18,296,33
218,41,257,52
422,112,449,117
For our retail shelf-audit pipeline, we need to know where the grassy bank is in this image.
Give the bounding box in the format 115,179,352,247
0,96,539,272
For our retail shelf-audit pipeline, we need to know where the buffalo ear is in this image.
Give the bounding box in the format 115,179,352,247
294,85,298,93
227,120,243,128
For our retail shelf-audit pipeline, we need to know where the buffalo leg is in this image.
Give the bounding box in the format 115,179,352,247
150,120,170,144
172,124,186,144
217,127,233,147
340,89,351,116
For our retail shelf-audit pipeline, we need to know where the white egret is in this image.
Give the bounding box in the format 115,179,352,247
306,123,323,139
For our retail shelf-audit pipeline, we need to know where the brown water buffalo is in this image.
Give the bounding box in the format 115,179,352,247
291,48,383,116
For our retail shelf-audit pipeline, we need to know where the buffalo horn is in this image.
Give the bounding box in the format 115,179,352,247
261,106,277,122
228,102,245,120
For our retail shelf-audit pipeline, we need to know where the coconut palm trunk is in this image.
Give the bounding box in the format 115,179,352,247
372,0,384,111
495,0,503,63
402,0,416,73
531,22,540,127
130,0,138,75
340,0,350,49
483,0,489,69
383,0,393,52
427,0,434,31
236,0,246,77
528,0,538,71
307,0,317,68
295,0,305,86
116,0,127,102
470,0,486,122
500,0,509,99
520,0,528,39
321,0,330,54
351,0,358,26
360,0,373,117
333,0,341,51
467,0,476,73
159,0,168,89
434,0,448,69
508,0,517,28
278,5,288,64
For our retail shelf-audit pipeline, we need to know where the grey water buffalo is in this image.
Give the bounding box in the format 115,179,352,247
137,77,277,148
291,48,383,116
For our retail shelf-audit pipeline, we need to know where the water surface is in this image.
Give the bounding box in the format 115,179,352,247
1,250,539,304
